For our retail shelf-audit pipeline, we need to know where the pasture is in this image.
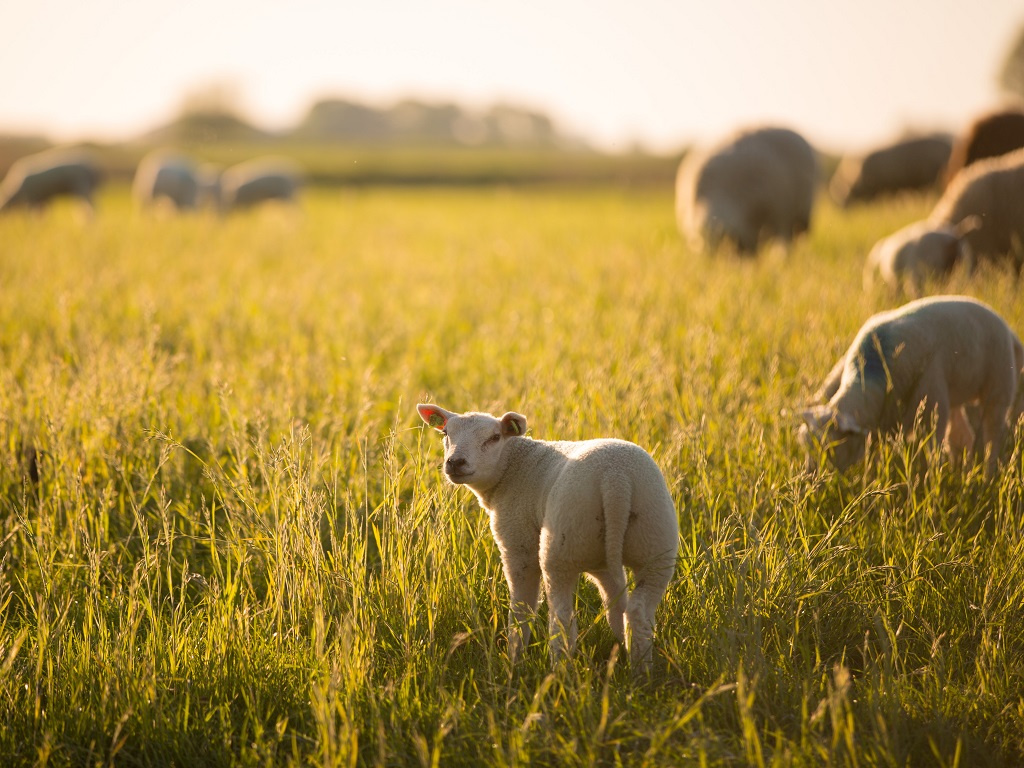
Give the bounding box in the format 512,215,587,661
0,186,1023,766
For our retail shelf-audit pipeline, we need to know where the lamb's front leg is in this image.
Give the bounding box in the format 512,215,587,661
504,558,541,665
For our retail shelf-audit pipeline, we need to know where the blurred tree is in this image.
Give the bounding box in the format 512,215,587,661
999,23,1024,100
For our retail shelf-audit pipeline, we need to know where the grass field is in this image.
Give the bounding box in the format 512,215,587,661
1,186,1023,766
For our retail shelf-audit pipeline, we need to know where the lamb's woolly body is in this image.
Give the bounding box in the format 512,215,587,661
800,296,1024,474
675,126,817,254
418,405,678,673
930,147,1024,267
0,149,100,212
863,220,965,293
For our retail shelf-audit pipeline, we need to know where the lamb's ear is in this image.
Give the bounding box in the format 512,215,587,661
954,215,982,238
834,410,866,435
417,403,454,431
500,412,527,437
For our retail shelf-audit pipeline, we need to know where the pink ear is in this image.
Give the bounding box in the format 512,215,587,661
417,404,448,430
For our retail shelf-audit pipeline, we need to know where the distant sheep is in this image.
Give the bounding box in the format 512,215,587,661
798,296,1024,476
931,148,1024,269
132,151,200,210
944,107,1024,185
675,126,818,254
417,404,678,673
863,148,1024,289
863,218,976,294
0,149,101,213
829,134,952,207
218,157,301,211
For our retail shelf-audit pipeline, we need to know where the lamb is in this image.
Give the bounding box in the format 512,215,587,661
862,218,975,294
829,134,952,207
943,107,1024,186
218,157,301,211
863,148,1024,288
0,148,101,213
798,296,1024,476
132,150,200,210
417,403,678,673
675,126,818,255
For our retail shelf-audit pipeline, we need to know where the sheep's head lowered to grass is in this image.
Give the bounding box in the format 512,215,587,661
416,404,527,491
797,405,869,472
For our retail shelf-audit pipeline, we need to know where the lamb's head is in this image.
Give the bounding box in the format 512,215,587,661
417,404,527,490
797,404,868,472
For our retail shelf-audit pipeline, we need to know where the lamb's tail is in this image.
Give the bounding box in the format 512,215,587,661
600,477,631,576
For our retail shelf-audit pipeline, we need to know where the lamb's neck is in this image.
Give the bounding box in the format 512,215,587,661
472,438,560,519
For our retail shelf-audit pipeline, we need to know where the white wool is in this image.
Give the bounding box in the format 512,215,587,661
799,296,1024,476
417,404,678,673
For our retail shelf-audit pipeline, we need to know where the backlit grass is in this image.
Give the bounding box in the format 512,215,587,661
0,187,1022,766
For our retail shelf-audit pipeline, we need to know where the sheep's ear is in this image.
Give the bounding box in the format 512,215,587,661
954,215,982,238
799,405,832,430
500,412,527,437
834,411,866,435
417,403,453,431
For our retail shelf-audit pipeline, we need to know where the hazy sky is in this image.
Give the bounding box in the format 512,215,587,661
1,0,1021,153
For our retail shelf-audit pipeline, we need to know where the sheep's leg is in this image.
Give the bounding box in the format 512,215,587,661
906,369,949,456
504,560,541,665
946,406,975,468
625,556,675,674
589,568,628,644
543,570,578,663
979,401,1011,478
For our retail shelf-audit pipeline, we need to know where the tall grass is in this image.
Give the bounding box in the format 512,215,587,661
0,187,1022,766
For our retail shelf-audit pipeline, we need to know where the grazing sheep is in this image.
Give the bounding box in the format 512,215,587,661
862,218,977,294
417,403,678,672
132,150,200,210
930,148,1024,269
863,148,1024,289
0,149,101,213
829,134,953,207
675,126,818,255
944,107,1024,186
798,296,1024,476
218,157,301,211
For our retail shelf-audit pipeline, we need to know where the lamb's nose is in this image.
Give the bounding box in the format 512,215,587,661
445,456,468,474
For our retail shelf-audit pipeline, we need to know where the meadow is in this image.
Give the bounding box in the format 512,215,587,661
0,185,1022,766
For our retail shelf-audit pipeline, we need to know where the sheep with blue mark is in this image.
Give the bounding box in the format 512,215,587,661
798,296,1024,476
417,403,678,674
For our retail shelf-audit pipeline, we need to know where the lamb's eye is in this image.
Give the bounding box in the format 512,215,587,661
485,434,501,446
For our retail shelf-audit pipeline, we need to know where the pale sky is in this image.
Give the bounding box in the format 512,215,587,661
1,0,1021,153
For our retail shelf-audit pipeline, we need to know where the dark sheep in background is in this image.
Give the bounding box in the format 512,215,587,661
0,149,101,213
219,157,302,211
675,126,817,255
829,134,952,207
132,150,200,210
943,107,1024,186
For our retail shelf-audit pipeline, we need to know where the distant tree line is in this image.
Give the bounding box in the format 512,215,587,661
142,95,587,150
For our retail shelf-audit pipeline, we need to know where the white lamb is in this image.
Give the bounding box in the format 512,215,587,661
798,296,1024,476
417,404,679,673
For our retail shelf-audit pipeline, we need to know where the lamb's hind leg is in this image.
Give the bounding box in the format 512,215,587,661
589,568,628,644
543,568,579,663
625,553,676,673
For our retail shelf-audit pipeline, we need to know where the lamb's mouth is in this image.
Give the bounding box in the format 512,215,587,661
445,471,474,484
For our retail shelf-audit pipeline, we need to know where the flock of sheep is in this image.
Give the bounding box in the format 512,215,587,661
416,106,1024,673
0,148,301,213
4,107,1024,673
